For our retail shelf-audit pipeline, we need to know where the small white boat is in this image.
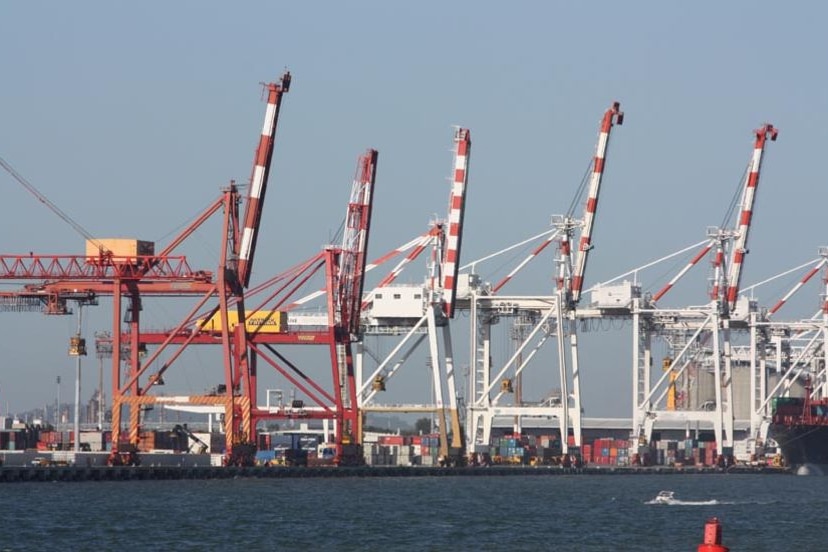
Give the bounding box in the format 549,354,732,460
653,490,675,504
649,490,720,506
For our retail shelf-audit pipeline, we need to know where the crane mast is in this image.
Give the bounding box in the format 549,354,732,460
724,123,777,313
440,128,471,318
570,101,623,305
237,71,291,289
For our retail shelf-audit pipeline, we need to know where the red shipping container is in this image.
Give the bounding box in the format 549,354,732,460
704,448,715,466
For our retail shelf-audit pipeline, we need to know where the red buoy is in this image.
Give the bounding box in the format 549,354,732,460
697,517,729,552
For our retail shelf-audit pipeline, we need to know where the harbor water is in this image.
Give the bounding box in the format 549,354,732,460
0,473,826,550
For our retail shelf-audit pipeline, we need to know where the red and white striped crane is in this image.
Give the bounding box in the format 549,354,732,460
554,102,623,306
318,149,380,460
237,71,291,289
440,128,471,318
360,127,470,313
570,101,624,304
723,124,778,313
336,149,379,338
652,124,777,307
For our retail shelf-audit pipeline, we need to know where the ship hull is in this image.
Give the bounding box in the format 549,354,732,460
770,424,828,467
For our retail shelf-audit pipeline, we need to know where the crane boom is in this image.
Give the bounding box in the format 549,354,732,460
570,102,623,304
441,128,471,318
724,123,777,312
338,149,378,337
237,71,291,289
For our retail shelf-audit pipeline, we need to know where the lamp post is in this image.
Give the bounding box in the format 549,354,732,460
55,376,60,429
94,331,112,431
68,303,88,454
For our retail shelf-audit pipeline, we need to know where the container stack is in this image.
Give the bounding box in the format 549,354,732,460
590,438,630,466
365,435,418,466
484,434,571,465
419,434,440,466
0,427,38,451
647,438,718,466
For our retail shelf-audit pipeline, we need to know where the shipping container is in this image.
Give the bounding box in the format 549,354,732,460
79,431,104,452
378,435,406,446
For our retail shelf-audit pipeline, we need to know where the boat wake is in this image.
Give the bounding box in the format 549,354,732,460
646,490,720,506
796,463,828,476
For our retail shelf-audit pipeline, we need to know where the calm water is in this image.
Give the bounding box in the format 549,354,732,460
0,473,825,551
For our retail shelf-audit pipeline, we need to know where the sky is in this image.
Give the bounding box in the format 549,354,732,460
2,1,828,420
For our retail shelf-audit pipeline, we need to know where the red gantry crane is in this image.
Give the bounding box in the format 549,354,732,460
201,147,378,466
0,72,293,465
327,149,379,462
109,71,378,466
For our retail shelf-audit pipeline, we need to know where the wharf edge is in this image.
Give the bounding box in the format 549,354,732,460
0,464,789,483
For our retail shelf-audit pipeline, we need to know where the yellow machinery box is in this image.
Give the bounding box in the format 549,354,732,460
199,310,288,334
85,238,155,258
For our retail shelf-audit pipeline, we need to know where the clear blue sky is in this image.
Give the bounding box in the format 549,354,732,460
2,1,827,418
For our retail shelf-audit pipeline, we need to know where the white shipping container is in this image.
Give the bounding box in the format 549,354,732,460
79,431,104,451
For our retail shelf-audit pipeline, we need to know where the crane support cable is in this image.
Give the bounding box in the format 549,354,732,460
0,155,100,246
589,238,711,290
